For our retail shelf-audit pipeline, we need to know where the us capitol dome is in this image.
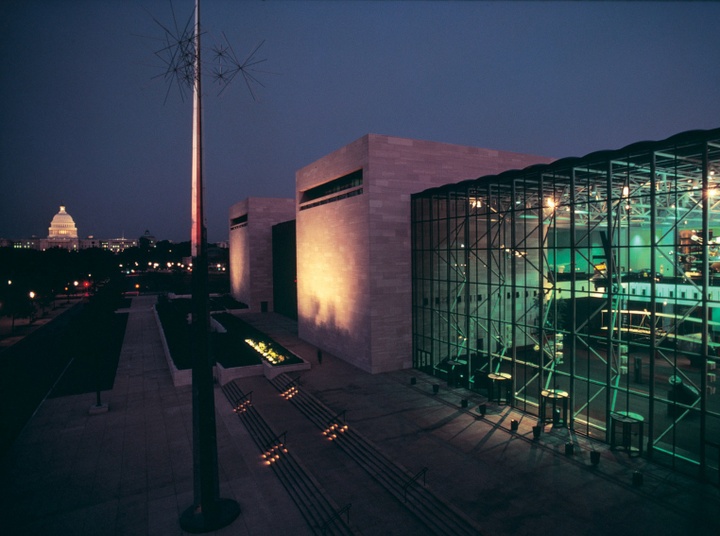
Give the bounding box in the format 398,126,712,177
48,205,79,239
41,205,80,250
7,205,138,252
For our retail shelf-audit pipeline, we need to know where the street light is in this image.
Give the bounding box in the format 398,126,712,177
28,291,36,324
7,281,16,334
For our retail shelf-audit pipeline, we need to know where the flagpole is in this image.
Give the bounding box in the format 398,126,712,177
180,0,240,531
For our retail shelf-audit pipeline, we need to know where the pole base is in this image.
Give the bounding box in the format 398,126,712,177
180,498,240,533
88,403,108,415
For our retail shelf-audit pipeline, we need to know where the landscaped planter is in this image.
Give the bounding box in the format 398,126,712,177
262,359,311,380
153,305,192,387
216,362,264,385
154,298,308,386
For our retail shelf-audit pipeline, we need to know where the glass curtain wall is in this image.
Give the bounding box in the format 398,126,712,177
411,129,720,480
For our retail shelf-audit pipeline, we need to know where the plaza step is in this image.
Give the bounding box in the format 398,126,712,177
222,381,356,536
269,373,482,536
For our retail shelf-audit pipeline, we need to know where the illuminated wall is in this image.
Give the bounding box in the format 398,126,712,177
297,134,553,373
229,197,295,312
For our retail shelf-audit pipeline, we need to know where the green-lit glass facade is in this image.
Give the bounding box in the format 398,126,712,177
412,128,720,479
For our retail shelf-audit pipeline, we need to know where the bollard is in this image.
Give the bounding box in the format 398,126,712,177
532,425,542,440
565,442,574,456
510,419,519,431
461,398,468,408
590,450,601,465
432,384,439,394
632,471,643,486
477,403,487,417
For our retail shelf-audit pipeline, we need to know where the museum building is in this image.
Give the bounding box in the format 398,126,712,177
228,128,720,479
228,198,295,312
294,134,553,373
411,128,720,479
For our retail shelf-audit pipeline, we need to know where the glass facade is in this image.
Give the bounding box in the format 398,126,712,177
412,128,720,480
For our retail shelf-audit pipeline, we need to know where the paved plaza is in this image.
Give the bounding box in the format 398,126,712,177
1,294,718,535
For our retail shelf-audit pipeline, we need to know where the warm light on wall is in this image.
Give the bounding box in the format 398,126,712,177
296,201,368,350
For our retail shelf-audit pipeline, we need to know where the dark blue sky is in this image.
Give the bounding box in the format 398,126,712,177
2,0,719,243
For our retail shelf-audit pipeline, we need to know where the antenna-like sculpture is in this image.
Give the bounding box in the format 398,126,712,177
152,0,266,531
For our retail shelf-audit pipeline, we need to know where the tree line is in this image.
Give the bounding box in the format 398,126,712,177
0,241,191,326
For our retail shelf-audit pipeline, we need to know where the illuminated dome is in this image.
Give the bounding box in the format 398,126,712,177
48,205,78,239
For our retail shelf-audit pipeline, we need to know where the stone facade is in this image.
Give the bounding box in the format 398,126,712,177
296,134,554,373
229,197,295,312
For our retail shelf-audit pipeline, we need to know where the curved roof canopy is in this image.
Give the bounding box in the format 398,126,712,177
414,127,720,197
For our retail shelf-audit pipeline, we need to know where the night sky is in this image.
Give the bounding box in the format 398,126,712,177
1,0,719,243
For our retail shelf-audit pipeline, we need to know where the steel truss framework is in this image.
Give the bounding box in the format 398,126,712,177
411,128,720,481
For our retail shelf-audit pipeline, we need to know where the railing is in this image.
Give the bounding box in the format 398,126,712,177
402,467,428,502
233,390,252,413
281,378,300,399
320,503,351,535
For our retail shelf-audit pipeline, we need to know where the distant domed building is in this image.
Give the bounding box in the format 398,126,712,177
48,205,79,239
140,229,156,249
44,205,80,250
8,205,147,253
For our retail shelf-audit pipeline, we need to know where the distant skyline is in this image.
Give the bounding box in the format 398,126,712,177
2,0,719,243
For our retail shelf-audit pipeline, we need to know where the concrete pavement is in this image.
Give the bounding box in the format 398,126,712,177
1,294,718,535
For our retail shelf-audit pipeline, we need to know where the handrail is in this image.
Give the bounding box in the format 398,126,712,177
323,411,349,439
283,377,299,390
320,503,351,534
232,390,252,413
264,431,287,450
402,467,428,502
